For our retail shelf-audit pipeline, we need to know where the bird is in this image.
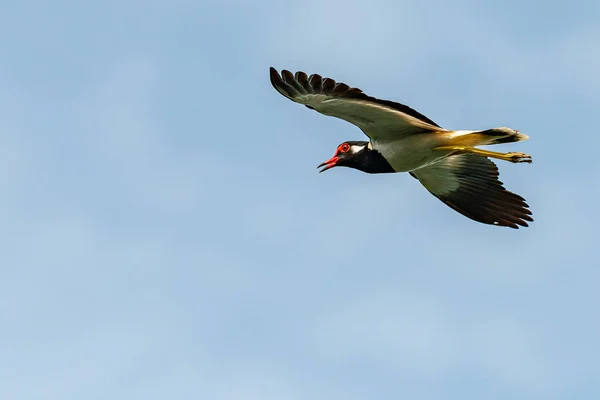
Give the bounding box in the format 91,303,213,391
269,67,534,229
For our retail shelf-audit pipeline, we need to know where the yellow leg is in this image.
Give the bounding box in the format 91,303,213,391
434,145,532,164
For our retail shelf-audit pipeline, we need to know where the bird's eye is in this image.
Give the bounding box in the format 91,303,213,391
339,143,350,153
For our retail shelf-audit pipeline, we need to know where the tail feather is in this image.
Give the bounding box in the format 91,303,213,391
451,127,529,147
479,127,529,144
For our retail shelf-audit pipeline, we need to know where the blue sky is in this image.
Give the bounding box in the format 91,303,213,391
1,0,599,399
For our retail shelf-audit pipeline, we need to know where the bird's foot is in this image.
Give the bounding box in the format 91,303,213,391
506,152,532,163
435,145,533,164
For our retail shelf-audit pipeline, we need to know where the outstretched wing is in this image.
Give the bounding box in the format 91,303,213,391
411,154,533,228
269,67,444,142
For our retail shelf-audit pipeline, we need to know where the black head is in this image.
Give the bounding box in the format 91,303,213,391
317,141,395,174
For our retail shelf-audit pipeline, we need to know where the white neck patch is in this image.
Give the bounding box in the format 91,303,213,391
350,145,366,154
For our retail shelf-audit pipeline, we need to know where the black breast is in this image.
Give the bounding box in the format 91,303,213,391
366,150,395,173
352,149,395,174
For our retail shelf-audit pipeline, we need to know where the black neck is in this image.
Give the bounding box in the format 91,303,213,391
345,148,395,174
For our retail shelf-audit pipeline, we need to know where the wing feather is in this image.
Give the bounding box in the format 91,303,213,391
270,67,443,141
411,154,533,229
308,73,322,92
295,71,312,93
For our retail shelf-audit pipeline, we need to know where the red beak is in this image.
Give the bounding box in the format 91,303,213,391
317,156,339,173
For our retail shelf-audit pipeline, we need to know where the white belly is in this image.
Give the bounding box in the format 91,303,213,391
372,135,451,172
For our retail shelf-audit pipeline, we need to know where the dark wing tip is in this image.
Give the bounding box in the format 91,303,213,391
268,67,439,127
416,155,534,229
270,67,352,97
269,66,282,90
437,191,533,229
281,69,294,82
269,67,302,100
453,185,534,228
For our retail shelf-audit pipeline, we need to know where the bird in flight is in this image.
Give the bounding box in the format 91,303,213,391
269,67,533,229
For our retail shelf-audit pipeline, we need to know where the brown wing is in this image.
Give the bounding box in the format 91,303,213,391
269,67,443,142
411,154,533,229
